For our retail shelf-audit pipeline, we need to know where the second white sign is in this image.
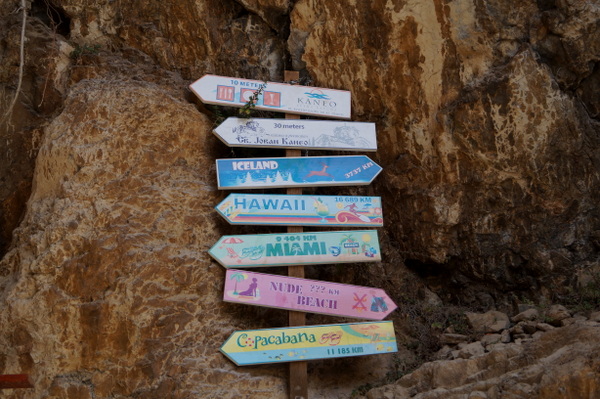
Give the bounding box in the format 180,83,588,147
214,118,377,152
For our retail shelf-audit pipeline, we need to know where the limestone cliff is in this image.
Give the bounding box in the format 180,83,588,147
0,0,599,398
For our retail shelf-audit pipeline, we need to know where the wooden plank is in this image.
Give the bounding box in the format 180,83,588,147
219,321,398,366
215,155,383,190
189,74,351,119
214,193,384,227
214,117,376,151
0,374,33,389
208,230,382,268
223,269,398,320
286,70,307,399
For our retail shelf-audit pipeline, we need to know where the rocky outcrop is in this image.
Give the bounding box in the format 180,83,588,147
0,76,279,397
290,0,600,307
366,310,600,399
0,0,599,398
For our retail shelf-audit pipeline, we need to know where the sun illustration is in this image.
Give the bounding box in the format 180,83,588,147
362,234,372,243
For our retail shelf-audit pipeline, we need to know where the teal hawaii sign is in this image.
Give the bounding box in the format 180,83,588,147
215,194,383,227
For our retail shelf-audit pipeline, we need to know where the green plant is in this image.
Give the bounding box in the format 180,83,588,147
350,382,374,398
211,106,226,128
551,270,600,314
564,283,600,312
238,82,266,118
69,43,101,60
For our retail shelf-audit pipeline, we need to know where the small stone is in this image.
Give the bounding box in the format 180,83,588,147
517,303,537,313
457,341,485,359
589,311,600,322
510,324,524,334
480,333,502,347
512,308,539,323
535,322,555,332
444,325,456,334
486,343,507,352
434,345,453,360
545,304,571,325
466,311,511,333
440,333,469,345
501,329,511,343
573,314,588,322
521,322,538,335
532,331,544,340
561,317,577,326
574,320,600,327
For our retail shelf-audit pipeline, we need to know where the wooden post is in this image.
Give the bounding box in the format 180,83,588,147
0,374,33,389
285,70,308,399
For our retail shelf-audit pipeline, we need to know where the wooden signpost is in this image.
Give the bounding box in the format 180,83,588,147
214,118,377,151
209,230,381,268
189,74,351,119
191,70,396,399
283,70,307,399
216,155,382,189
215,193,383,227
220,321,397,366
224,269,397,320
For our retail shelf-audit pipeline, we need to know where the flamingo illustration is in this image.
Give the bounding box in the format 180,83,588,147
304,162,334,180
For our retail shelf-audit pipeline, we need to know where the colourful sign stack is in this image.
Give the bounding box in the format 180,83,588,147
190,74,397,366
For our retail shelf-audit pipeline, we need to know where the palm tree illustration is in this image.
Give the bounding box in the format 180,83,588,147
341,233,354,244
340,233,357,254
230,272,246,295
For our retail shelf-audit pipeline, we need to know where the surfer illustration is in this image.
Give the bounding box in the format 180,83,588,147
345,203,358,213
343,202,371,223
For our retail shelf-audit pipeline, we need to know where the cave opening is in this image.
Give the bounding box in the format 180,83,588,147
31,0,71,38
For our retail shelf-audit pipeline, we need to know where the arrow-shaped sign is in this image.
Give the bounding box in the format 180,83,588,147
216,155,382,190
224,269,397,320
216,194,384,227
209,230,381,268
220,321,398,365
214,118,376,151
190,75,351,119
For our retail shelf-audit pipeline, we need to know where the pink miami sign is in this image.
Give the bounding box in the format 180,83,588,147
224,269,397,320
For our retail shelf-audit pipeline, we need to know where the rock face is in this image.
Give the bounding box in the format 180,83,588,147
0,76,291,397
366,316,600,399
291,0,600,306
0,0,599,398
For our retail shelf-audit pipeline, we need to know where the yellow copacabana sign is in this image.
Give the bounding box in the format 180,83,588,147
220,321,397,365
